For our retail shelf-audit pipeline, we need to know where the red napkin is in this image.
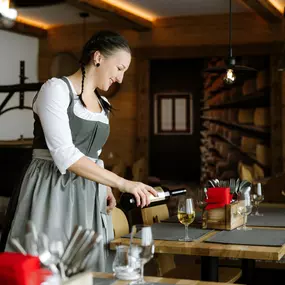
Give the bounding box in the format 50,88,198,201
205,187,232,210
0,252,41,285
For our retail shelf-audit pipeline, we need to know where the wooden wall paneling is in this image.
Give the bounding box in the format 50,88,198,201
135,58,150,180
101,59,137,167
145,13,278,47
270,55,283,174
282,72,285,172
134,43,276,60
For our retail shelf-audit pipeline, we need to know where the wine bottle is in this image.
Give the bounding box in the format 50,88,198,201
119,186,187,211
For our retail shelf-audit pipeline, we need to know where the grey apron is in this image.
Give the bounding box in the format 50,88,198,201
4,77,114,272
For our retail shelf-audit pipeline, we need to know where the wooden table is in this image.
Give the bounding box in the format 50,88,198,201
93,272,244,285
110,230,285,284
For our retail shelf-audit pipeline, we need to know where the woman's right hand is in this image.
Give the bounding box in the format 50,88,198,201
118,179,157,208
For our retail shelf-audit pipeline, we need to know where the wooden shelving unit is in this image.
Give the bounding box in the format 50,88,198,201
201,117,270,136
200,56,271,184
201,87,270,110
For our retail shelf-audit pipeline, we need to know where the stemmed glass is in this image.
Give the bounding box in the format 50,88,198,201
196,188,208,210
237,194,252,231
128,225,155,285
196,188,208,228
177,197,195,241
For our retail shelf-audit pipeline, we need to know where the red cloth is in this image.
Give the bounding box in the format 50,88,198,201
0,252,42,285
205,187,232,210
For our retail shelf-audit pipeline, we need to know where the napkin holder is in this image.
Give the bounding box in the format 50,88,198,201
204,187,243,230
204,200,244,230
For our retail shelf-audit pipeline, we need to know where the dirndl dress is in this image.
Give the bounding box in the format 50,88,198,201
1,77,114,272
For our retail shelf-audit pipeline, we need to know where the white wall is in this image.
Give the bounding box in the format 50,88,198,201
0,30,39,140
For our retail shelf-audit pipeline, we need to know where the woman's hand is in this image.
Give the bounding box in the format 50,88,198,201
106,186,116,214
118,179,157,208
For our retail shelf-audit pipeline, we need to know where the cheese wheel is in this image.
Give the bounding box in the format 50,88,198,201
253,164,265,180
256,144,271,166
239,161,254,183
242,79,256,95
228,108,239,122
238,109,254,124
227,130,241,145
241,136,262,153
256,70,270,90
254,108,270,127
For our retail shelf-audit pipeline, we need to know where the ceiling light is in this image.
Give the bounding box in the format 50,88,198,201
0,0,18,28
203,0,256,84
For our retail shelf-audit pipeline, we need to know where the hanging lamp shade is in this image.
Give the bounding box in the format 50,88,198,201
203,0,256,76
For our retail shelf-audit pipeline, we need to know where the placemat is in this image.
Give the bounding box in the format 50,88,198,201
247,207,285,227
123,223,212,242
204,228,285,246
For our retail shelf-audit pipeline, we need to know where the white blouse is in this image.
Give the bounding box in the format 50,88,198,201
33,77,109,174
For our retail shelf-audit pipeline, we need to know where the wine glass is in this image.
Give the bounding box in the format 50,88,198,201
128,225,155,285
177,198,195,241
250,194,264,216
237,194,252,231
196,188,208,228
196,188,208,210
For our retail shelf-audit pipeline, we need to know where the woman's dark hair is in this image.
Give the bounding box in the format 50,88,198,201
78,30,131,113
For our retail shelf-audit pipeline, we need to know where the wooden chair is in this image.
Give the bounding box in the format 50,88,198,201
111,207,130,239
141,204,169,226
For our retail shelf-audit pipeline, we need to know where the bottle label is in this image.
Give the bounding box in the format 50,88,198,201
149,186,165,202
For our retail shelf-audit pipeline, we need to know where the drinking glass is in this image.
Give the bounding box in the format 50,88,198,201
250,194,264,216
113,245,140,281
196,188,208,210
237,194,252,231
128,225,154,285
177,198,195,241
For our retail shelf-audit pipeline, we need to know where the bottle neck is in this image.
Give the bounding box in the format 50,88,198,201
169,188,187,196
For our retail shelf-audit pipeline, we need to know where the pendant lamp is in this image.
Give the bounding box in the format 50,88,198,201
203,0,257,84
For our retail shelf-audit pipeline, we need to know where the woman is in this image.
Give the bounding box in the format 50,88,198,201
1,30,156,271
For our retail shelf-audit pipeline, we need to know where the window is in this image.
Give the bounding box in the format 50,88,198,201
154,93,193,135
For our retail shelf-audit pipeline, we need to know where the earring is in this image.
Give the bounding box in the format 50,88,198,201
96,63,100,67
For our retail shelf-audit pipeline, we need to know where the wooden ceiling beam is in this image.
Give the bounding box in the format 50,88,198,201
66,0,152,31
241,0,283,23
0,20,47,38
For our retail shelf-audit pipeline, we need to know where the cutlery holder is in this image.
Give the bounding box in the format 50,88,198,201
203,201,244,230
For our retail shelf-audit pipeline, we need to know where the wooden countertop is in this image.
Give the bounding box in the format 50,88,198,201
93,272,244,285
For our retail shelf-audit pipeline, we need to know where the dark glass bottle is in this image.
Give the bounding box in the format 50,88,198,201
119,186,187,211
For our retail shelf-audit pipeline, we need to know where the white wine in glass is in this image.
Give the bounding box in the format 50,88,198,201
177,198,195,241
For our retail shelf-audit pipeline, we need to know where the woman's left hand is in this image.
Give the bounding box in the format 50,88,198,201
106,186,116,214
